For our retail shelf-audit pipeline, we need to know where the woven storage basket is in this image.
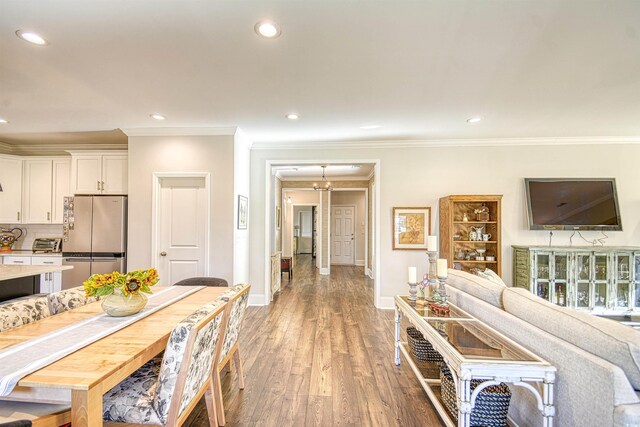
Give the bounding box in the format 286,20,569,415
406,327,444,363
440,365,511,427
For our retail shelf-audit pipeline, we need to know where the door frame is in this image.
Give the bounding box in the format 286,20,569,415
151,172,211,279
329,188,368,272
290,203,317,256
264,159,381,308
330,204,356,265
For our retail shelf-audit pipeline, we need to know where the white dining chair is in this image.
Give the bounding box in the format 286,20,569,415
102,298,230,426
213,283,251,426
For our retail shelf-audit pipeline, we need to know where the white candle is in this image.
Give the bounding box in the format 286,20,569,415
408,266,417,284
437,259,448,278
427,235,438,252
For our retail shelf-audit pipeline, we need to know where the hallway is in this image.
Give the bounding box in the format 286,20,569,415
186,255,443,426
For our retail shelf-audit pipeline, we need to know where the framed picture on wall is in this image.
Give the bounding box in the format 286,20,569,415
276,206,281,230
392,207,431,250
238,195,248,229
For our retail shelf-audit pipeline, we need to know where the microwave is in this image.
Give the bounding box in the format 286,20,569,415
32,238,62,253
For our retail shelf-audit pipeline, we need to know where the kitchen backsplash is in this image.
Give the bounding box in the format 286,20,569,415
0,224,63,250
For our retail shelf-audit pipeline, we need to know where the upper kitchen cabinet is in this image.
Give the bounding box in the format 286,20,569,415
22,158,71,224
0,155,23,223
69,151,128,195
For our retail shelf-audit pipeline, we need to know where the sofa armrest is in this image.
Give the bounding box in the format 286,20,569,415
614,403,640,427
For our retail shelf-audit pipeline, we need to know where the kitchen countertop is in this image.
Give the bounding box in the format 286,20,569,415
0,265,73,281
0,250,62,258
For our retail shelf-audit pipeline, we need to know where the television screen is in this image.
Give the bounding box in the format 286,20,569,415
525,178,622,231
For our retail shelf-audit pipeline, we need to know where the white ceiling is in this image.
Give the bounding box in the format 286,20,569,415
1,1,640,146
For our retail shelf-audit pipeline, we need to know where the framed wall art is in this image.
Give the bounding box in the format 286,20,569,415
392,207,431,250
238,195,248,229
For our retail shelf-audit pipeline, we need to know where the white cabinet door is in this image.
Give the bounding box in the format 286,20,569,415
102,155,128,194
32,256,63,293
0,156,23,223
22,159,53,224
72,155,102,194
52,159,71,223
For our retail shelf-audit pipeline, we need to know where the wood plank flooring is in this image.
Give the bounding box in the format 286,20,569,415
185,255,443,426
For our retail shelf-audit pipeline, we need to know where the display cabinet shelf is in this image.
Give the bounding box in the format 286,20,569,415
440,195,503,276
513,246,640,311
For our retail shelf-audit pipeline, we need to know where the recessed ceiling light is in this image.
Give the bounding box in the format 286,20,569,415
0,118,8,124
255,20,281,38
467,116,482,123
15,30,49,45
360,124,381,130
150,113,166,121
286,113,299,120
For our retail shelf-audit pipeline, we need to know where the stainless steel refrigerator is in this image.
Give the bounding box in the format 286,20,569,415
62,196,127,289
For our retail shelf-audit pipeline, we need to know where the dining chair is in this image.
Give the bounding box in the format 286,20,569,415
46,286,99,315
102,298,231,426
0,295,51,333
0,400,71,427
213,283,251,426
173,277,229,287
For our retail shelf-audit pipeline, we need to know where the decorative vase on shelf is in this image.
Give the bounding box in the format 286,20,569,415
101,288,148,317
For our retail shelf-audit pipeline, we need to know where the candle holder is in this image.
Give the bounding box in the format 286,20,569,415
426,251,438,298
408,282,418,301
437,275,448,306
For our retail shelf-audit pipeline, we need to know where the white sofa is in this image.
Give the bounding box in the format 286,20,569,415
445,269,640,427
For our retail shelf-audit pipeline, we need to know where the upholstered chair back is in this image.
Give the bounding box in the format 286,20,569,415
218,284,251,364
152,299,228,425
47,286,99,315
0,296,51,332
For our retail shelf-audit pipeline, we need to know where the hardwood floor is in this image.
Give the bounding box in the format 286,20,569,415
185,255,443,426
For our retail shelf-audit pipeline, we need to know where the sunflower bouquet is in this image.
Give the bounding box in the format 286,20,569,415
83,268,159,298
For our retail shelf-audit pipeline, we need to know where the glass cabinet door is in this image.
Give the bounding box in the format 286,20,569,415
575,254,592,308
552,254,569,306
614,253,631,309
593,254,608,308
535,253,551,301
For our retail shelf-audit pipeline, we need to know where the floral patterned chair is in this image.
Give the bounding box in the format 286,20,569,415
102,298,230,426
212,283,251,426
46,286,99,315
0,296,51,332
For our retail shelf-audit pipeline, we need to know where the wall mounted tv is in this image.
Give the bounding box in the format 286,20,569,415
525,178,622,231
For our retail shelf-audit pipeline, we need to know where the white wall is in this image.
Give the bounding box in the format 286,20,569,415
331,190,366,265
233,131,251,284
127,134,235,284
250,143,640,308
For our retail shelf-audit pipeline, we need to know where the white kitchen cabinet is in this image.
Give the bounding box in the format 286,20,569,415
32,256,63,293
22,158,71,224
2,256,32,265
70,152,127,195
0,155,23,223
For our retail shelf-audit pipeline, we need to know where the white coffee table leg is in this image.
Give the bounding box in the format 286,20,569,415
542,374,555,427
458,378,471,427
394,305,401,365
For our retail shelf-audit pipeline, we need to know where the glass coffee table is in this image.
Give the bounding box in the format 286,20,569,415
394,296,557,427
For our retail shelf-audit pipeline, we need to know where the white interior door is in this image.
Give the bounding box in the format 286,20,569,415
299,210,313,253
157,176,208,285
331,205,355,265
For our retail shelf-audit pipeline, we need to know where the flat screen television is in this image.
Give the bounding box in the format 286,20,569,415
525,178,622,231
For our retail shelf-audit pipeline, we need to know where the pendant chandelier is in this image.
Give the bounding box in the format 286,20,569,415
313,165,333,191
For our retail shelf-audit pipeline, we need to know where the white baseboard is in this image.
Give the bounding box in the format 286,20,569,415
248,294,268,306
319,267,330,275
366,268,374,278
355,259,365,266
377,296,395,309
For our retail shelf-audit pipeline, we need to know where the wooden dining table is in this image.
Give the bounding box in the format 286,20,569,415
0,286,227,426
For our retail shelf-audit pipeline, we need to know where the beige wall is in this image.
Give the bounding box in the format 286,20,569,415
250,143,640,307
127,134,235,284
282,190,320,257
331,190,366,265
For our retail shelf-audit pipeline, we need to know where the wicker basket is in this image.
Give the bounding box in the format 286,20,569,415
406,327,444,363
440,365,511,427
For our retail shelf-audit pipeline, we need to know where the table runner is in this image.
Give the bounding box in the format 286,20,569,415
0,285,204,396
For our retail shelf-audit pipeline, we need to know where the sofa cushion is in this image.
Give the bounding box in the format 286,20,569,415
475,268,506,287
503,287,640,390
446,269,504,308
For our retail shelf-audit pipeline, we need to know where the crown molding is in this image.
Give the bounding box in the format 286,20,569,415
0,142,127,156
251,136,640,150
122,126,239,137
279,176,371,182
